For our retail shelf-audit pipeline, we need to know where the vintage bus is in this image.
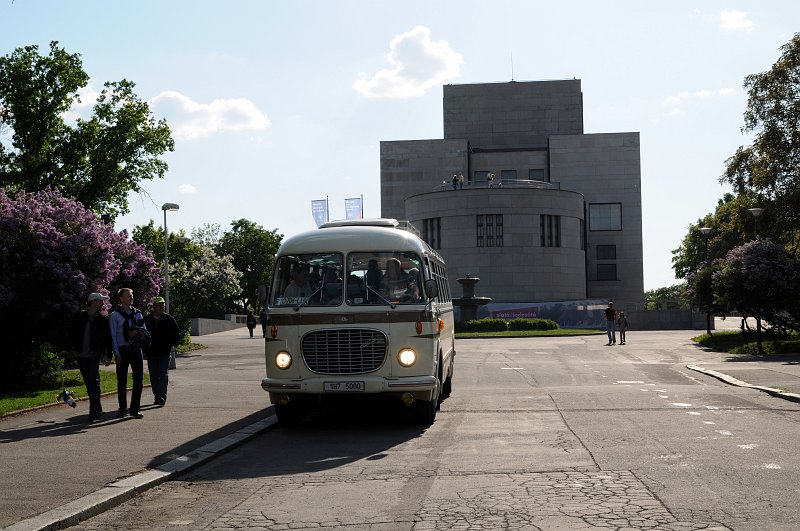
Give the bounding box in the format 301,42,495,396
260,218,455,425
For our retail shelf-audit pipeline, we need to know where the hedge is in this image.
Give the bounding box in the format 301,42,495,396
455,317,560,333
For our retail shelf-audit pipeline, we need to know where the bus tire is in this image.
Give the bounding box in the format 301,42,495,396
275,402,304,426
441,373,452,398
413,398,437,425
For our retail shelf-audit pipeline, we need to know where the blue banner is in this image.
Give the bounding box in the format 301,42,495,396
344,197,363,220
311,199,328,227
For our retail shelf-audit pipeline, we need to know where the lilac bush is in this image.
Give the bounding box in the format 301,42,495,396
712,239,800,332
0,188,161,388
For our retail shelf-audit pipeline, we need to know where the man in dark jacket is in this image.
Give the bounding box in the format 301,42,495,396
62,292,113,421
143,296,180,406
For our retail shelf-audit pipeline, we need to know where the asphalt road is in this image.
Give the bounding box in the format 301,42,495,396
65,330,800,531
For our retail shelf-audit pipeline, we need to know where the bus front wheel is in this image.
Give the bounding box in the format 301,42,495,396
413,398,437,424
275,402,305,426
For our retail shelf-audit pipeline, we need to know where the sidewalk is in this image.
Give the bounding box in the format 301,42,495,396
686,317,800,402
0,328,277,531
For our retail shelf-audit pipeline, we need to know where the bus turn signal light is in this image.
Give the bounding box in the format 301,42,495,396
270,323,278,338
415,321,423,334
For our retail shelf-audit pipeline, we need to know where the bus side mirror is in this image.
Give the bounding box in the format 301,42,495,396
424,279,438,300
257,284,268,304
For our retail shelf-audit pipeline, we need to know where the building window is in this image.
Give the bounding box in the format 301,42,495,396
540,215,561,247
589,203,622,231
528,169,546,182
501,169,517,182
580,219,586,250
597,245,616,260
597,264,617,281
422,218,441,249
474,171,489,186
477,214,503,247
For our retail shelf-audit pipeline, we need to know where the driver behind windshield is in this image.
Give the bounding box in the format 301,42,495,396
379,258,420,302
283,263,312,299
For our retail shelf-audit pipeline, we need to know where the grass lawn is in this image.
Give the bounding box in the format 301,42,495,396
0,367,151,417
455,328,604,339
693,329,800,355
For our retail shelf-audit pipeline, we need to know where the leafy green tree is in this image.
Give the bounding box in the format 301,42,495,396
132,220,202,273
644,283,688,310
215,219,283,313
672,193,762,279
0,42,173,219
191,223,223,248
721,33,800,254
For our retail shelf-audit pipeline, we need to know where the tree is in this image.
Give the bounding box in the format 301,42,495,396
713,240,800,349
0,42,174,219
132,220,202,274
169,247,242,323
672,193,762,279
721,33,800,255
215,219,282,312
0,188,160,389
644,283,688,310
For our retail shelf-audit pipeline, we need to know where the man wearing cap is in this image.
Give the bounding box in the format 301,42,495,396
143,296,180,406
62,292,113,421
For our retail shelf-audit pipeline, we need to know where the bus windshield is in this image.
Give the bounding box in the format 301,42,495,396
270,251,426,307
346,252,423,306
271,253,344,307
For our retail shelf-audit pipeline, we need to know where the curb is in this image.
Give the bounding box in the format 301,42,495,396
3,411,278,531
686,365,800,404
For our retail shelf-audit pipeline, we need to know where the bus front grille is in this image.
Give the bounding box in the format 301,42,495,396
301,329,387,374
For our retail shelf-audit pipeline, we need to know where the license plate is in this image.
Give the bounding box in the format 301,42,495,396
324,381,365,392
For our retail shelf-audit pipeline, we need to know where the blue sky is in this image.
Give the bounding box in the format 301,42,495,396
2,1,798,290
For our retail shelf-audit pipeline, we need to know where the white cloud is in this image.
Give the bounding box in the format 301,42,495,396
657,87,734,119
179,184,197,194
718,9,755,32
353,25,463,99
148,91,270,139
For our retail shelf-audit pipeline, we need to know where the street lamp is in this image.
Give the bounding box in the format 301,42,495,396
699,227,712,335
748,207,764,237
162,203,180,315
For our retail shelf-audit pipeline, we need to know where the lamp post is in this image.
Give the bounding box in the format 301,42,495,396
699,227,712,335
162,203,180,315
748,207,764,238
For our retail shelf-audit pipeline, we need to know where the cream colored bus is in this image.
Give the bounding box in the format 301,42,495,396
260,219,455,425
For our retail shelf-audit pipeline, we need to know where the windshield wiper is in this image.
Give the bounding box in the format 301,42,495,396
293,284,326,311
364,282,396,309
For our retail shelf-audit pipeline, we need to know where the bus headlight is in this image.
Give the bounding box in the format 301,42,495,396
275,351,293,369
397,348,417,367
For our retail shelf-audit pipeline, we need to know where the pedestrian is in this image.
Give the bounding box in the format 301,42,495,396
143,296,180,407
604,302,617,345
61,292,113,421
259,309,269,338
110,288,148,419
617,311,629,345
458,172,464,189
488,173,495,188
246,310,257,338
451,173,458,190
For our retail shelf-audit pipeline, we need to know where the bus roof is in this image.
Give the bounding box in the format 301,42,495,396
278,219,439,260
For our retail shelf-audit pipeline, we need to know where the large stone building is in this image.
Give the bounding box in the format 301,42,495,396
380,79,644,310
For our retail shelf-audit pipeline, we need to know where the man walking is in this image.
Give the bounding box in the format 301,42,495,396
110,288,147,419
604,301,617,346
62,292,113,421
143,296,180,406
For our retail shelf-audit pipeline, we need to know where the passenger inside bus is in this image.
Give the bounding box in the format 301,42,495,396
366,259,383,303
380,258,420,303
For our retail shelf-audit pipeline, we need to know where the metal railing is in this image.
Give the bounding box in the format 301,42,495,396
434,179,560,192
